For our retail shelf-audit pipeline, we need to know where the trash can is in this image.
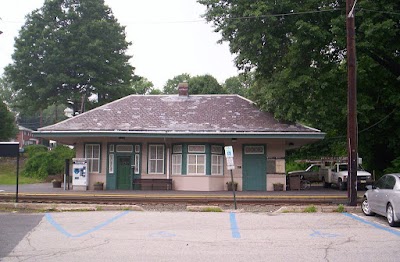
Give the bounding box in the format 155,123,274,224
289,175,301,190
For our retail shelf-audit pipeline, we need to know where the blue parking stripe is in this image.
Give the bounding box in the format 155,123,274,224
230,212,241,239
46,211,130,238
344,213,400,237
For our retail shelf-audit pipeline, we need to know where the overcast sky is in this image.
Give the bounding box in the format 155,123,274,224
0,0,239,89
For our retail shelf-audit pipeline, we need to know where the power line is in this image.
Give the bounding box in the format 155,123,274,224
2,7,398,26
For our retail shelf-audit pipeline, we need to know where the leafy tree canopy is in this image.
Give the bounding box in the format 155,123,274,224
199,0,400,173
223,72,255,97
163,73,191,94
5,0,135,116
188,74,225,94
130,76,154,95
0,100,18,141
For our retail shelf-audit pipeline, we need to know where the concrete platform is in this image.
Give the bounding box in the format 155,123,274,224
0,182,366,199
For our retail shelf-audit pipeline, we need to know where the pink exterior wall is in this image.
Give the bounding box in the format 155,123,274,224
71,137,288,191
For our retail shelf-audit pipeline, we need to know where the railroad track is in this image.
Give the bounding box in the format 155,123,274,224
0,193,355,206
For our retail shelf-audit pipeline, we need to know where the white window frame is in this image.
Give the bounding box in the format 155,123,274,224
85,144,100,173
211,154,224,175
172,154,182,175
188,145,206,153
211,145,223,154
148,144,165,174
134,154,140,174
108,154,114,173
187,154,206,175
173,145,182,154
116,144,133,153
244,145,265,155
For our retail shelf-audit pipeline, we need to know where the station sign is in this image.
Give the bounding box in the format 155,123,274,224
224,146,235,170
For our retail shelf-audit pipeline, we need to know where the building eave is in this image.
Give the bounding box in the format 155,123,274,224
33,130,326,140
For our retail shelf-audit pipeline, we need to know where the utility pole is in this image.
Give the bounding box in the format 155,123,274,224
346,0,358,206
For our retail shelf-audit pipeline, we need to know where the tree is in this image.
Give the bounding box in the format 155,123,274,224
223,72,255,97
199,0,400,173
163,73,191,94
0,76,17,106
189,74,225,94
130,76,154,95
5,0,135,118
0,101,17,141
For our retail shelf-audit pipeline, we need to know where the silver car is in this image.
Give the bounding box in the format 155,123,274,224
361,173,400,227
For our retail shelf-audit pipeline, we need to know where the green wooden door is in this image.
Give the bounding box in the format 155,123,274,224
117,156,131,190
242,145,266,191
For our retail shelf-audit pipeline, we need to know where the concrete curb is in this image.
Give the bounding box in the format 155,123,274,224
275,205,362,213
0,202,362,213
0,202,145,212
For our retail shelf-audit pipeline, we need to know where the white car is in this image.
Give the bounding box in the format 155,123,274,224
361,173,400,227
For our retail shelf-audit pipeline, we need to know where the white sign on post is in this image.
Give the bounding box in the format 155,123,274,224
224,146,235,170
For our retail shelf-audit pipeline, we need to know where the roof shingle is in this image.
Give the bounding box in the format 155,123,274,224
39,94,320,134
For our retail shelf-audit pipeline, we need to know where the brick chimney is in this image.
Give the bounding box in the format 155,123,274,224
178,82,189,96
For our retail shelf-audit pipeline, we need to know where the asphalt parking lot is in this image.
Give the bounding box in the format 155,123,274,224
1,210,400,262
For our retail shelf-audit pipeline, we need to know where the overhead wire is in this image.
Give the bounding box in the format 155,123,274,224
1,7,399,26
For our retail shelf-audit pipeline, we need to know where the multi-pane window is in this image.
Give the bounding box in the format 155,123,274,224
211,145,223,175
211,155,223,175
172,145,182,175
148,144,164,174
134,154,140,174
172,154,182,175
108,154,114,173
85,144,100,173
187,145,206,175
187,154,206,175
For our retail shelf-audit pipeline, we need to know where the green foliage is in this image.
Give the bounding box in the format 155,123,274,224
23,145,48,158
0,158,43,184
200,207,223,212
223,72,255,97
22,145,75,179
188,74,225,94
384,157,400,174
303,205,317,213
285,161,308,174
199,0,400,173
5,0,135,116
163,73,191,94
336,204,345,213
0,101,17,141
163,73,225,95
130,76,154,95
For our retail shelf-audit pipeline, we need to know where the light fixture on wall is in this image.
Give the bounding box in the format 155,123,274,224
118,137,125,140
288,142,294,146
231,138,237,143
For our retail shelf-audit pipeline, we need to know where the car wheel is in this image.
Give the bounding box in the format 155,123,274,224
361,197,375,216
386,203,399,227
338,178,346,191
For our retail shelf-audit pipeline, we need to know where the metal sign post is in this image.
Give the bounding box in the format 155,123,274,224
224,146,237,210
0,143,20,203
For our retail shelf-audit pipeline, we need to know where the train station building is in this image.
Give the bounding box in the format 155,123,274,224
34,83,325,191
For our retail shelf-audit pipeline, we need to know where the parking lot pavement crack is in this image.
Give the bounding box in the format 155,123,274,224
7,240,111,261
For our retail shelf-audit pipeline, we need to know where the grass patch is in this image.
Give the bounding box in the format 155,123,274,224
200,207,223,212
336,204,346,213
0,160,44,185
303,205,317,213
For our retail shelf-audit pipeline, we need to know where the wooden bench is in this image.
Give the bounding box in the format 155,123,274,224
133,178,173,190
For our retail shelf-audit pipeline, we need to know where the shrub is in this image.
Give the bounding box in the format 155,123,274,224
22,145,75,179
336,204,345,213
23,144,48,158
303,205,317,213
384,157,400,174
